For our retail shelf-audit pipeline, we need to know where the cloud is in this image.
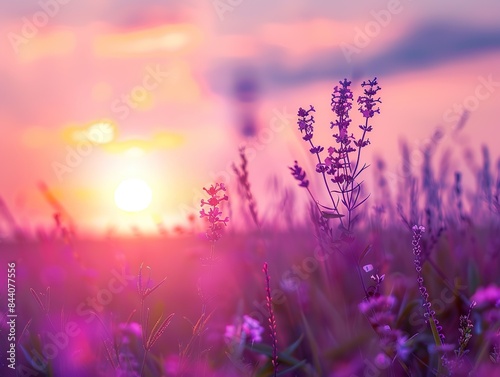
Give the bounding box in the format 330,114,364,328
93,23,203,57
361,21,500,76
209,21,500,96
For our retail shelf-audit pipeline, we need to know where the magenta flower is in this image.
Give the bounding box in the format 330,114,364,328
358,295,396,315
241,315,264,343
224,315,264,345
471,284,500,309
200,183,229,241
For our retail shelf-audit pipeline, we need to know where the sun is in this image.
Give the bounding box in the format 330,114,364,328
114,178,153,212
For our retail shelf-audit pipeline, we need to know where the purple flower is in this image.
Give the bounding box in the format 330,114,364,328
396,334,412,361
242,315,264,343
289,161,309,188
374,353,391,369
358,77,382,119
412,225,447,344
354,138,371,148
297,105,316,142
224,315,264,345
359,295,396,315
316,163,328,173
291,78,381,234
331,80,353,121
330,79,354,144
200,183,229,241
472,284,500,309
309,145,324,154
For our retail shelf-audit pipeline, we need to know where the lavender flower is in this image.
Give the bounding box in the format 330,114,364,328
330,78,353,145
290,161,309,188
359,292,412,363
456,301,475,359
242,315,264,343
358,78,381,120
471,284,500,309
358,295,396,315
200,183,229,241
297,105,316,142
412,225,446,342
224,315,264,345
374,352,391,369
412,225,452,374
290,78,381,234
232,147,259,228
472,285,500,332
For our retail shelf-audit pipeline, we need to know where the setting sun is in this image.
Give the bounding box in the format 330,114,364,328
114,178,153,212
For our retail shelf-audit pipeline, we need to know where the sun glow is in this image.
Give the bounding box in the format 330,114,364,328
114,178,153,212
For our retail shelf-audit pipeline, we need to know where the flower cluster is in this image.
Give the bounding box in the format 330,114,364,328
359,298,396,337
472,284,500,329
224,315,264,345
456,301,475,359
359,294,412,362
200,183,229,241
290,78,381,232
358,78,382,120
471,284,500,309
330,78,354,145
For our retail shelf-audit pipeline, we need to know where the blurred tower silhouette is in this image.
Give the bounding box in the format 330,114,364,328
232,66,260,137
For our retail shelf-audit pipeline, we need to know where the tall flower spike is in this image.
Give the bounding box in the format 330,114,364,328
200,183,229,241
412,225,451,373
263,262,278,377
292,78,381,234
456,301,475,359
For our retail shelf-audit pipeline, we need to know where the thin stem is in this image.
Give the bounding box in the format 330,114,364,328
351,251,368,297
353,122,368,177
308,139,345,228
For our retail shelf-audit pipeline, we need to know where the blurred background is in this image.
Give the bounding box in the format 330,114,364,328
0,0,499,237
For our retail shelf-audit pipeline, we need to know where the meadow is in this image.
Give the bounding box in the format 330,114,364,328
1,78,500,377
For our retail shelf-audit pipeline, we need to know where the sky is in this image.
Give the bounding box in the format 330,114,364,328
0,0,500,237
